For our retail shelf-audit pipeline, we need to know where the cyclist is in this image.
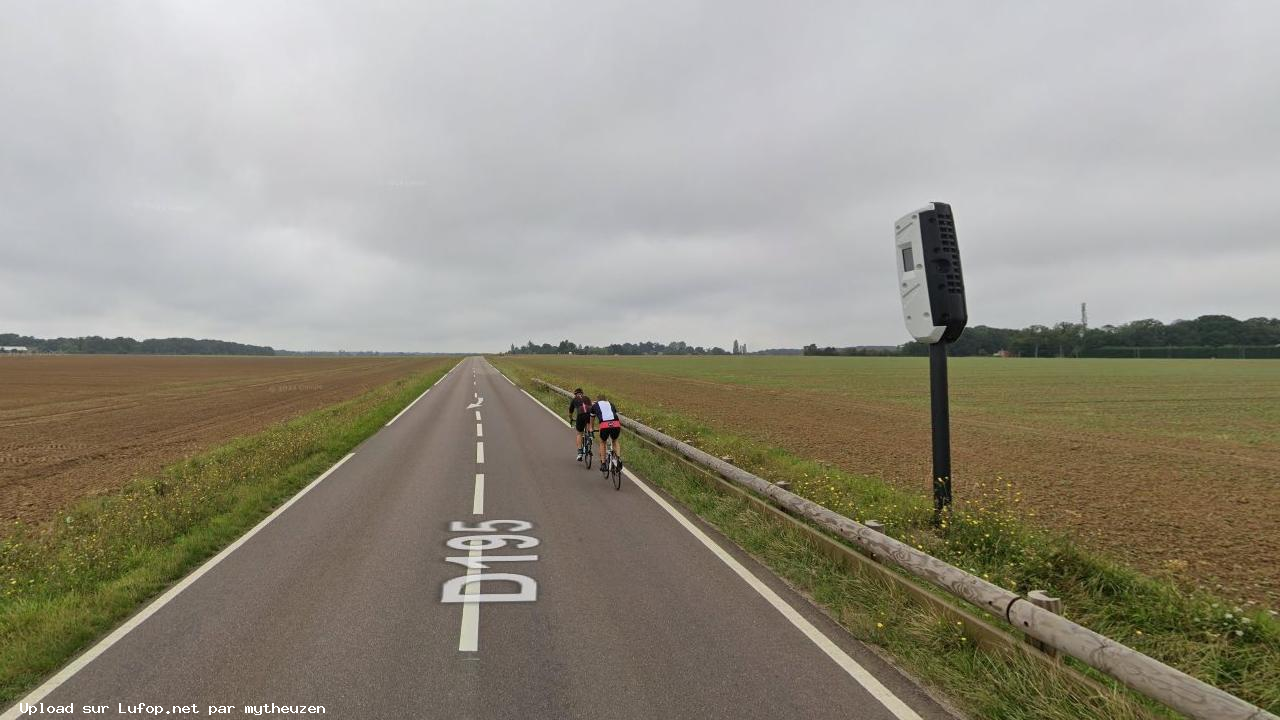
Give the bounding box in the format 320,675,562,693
568,388,593,460
591,393,622,471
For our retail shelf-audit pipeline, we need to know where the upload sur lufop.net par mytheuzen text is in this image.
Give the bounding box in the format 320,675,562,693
18,702,327,716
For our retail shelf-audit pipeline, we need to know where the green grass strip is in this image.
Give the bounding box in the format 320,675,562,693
495,358,1279,717
0,359,456,704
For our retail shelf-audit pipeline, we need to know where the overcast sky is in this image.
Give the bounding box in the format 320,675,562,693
2,1,1277,351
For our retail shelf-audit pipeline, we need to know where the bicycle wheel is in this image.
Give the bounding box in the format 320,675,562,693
611,460,621,491
584,445,592,469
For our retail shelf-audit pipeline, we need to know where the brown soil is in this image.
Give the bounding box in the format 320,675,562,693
562,367,1280,608
0,355,449,525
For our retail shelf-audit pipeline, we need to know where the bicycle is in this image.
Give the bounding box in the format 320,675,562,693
579,429,593,469
600,444,622,491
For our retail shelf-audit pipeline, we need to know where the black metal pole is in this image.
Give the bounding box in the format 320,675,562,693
929,342,952,522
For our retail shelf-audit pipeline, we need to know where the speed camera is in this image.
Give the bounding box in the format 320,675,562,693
894,202,968,344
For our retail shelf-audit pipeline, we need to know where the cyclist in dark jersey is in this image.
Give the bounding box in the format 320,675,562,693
591,394,622,469
567,388,593,460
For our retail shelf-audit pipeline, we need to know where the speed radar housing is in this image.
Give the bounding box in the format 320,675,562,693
895,202,967,344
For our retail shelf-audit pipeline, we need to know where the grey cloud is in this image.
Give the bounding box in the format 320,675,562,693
2,1,1278,351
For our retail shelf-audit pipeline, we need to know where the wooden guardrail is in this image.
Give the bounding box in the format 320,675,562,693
534,378,1276,720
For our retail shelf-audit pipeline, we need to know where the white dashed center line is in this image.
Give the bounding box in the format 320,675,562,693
458,545,482,652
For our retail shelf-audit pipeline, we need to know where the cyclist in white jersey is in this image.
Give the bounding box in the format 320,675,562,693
590,394,622,468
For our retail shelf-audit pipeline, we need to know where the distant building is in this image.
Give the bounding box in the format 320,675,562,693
0,346,30,353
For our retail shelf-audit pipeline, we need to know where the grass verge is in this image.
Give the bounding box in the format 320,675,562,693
494,357,1280,718
0,358,456,704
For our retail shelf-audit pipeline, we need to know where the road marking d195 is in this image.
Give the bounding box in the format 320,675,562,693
442,528,539,599
443,518,540,652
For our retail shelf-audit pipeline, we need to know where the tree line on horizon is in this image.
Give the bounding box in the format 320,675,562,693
0,333,275,356
849,314,1279,358
17,315,1268,359
507,339,755,356
507,315,1280,359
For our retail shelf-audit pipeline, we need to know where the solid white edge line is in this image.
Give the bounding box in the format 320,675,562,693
2,452,358,720
476,441,485,464
502,372,922,720
519,387,571,427
385,359,462,427
490,363,517,387
620,471,922,720
440,360,460,382
472,473,485,515
385,387,430,426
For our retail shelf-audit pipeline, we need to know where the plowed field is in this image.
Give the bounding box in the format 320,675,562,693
502,355,1280,607
0,355,453,524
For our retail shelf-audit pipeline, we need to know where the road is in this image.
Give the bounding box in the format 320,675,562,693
6,357,955,720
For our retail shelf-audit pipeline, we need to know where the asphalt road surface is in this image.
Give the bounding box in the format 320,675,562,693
6,357,955,720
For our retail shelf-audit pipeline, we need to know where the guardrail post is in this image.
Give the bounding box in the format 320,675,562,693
1025,590,1063,658
863,521,885,562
